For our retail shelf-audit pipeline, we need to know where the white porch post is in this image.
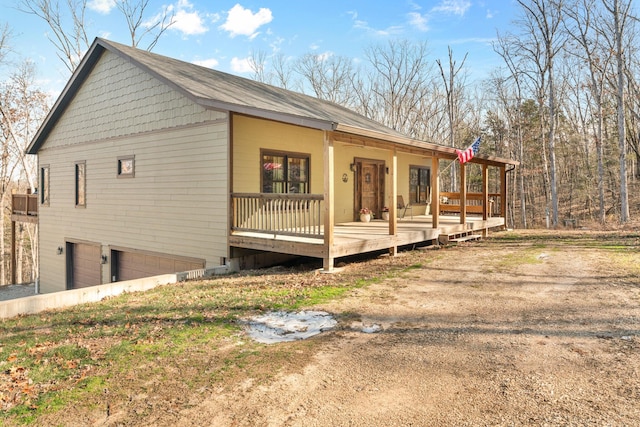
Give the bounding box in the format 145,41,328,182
389,148,398,256
431,156,440,229
482,163,489,237
323,132,335,271
460,161,467,225
482,163,489,221
500,165,507,227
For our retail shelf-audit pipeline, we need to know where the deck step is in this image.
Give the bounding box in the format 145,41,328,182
449,234,482,243
438,230,482,245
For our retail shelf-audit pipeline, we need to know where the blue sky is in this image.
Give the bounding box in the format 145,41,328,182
1,0,517,96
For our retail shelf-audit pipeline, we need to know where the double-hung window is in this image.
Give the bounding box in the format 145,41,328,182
75,161,86,207
40,165,50,206
409,165,430,204
261,150,310,194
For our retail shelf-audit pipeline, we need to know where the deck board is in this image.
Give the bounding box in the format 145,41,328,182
229,214,504,263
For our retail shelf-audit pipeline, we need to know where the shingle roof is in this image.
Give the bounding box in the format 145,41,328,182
103,39,404,135
26,38,517,167
27,38,406,154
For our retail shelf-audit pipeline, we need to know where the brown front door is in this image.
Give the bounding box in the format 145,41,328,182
355,158,385,219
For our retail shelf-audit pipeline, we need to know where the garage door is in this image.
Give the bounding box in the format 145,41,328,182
70,243,101,289
113,250,204,282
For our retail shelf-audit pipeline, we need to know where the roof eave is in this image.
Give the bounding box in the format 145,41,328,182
196,98,336,131
334,124,519,167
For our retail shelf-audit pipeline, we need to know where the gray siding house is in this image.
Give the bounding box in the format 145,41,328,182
26,38,516,293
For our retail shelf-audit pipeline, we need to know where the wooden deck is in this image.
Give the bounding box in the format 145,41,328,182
229,214,504,267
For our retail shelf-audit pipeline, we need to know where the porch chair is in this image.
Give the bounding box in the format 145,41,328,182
397,195,413,219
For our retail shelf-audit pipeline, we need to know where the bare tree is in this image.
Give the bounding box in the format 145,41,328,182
563,0,613,224
357,40,434,138
515,0,565,227
493,34,528,228
436,47,468,191
115,0,174,51
0,61,48,283
19,0,173,73
18,0,89,73
247,50,268,83
601,0,634,222
0,23,12,65
295,53,356,106
246,51,296,90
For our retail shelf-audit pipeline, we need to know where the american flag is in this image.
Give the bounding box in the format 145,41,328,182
455,137,481,164
263,162,282,171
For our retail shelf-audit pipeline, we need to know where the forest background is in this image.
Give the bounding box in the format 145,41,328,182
1,0,639,287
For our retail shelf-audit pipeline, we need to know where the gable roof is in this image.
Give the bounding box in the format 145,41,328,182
27,38,405,154
26,38,517,167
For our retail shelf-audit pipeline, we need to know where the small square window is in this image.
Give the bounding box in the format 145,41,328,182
118,156,135,178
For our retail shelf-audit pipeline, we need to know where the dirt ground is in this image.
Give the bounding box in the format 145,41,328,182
182,232,639,426
40,230,640,426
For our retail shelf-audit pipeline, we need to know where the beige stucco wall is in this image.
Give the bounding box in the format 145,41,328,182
37,50,229,293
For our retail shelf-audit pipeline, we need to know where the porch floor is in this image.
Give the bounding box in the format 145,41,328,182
229,214,504,264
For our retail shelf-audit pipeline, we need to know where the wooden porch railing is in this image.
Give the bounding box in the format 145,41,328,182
11,194,38,217
231,193,324,238
439,192,502,216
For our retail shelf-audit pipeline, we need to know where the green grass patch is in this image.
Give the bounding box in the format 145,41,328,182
494,248,546,271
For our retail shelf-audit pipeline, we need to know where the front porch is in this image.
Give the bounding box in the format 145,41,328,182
229,212,504,269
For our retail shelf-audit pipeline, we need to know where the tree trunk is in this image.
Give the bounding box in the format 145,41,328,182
614,0,630,222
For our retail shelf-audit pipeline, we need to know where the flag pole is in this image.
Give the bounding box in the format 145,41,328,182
439,136,481,177
438,157,459,177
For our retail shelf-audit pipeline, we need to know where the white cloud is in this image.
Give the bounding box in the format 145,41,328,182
193,58,219,68
230,57,253,73
172,8,208,35
88,0,116,14
316,51,333,62
431,0,471,16
348,10,403,37
221,4,273,39
408,12,429,32
269,36,285,53
145,0,208,36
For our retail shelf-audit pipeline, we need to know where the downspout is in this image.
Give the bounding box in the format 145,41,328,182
505,164,516,229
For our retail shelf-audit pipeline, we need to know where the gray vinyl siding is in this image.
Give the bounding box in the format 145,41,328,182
44,50,221,148
36,51,229,293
